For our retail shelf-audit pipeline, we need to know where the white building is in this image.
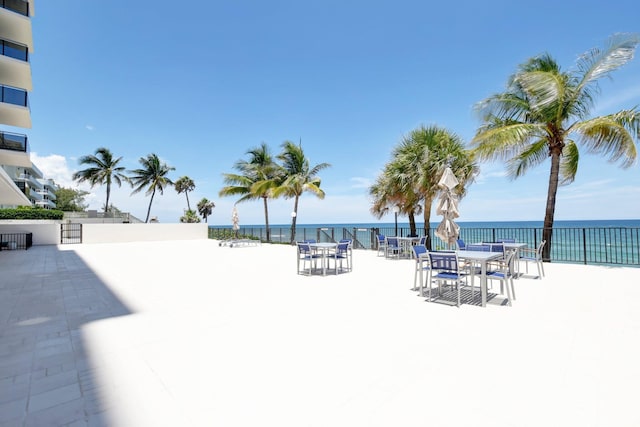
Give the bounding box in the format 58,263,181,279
0,0,58,208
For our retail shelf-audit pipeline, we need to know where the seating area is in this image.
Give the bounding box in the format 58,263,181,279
408,237,543,307
296,239,353,275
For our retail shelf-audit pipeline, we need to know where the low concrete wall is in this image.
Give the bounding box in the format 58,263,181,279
82,223,207,243
0,221,61,245
0,221,208,245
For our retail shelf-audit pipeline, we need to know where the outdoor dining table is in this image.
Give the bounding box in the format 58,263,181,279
395,236,420,258
418,250,503,307
308,242,338,276
457,250,505,307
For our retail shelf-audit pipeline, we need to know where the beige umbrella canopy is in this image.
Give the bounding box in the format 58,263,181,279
435,167,460,246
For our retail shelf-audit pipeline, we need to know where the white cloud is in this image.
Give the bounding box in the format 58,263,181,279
85,125,95,131
30,152,76,187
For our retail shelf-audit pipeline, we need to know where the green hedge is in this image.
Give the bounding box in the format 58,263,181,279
208,228,260,241
0,208,64,220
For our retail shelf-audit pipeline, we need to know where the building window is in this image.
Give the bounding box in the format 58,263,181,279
0,85,27,107
1,39,28,61
1,0,29,17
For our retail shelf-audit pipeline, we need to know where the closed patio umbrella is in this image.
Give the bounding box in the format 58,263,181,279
435,167,460,246
232,206,240,239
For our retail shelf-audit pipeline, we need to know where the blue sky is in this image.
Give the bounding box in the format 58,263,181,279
23,1,640,225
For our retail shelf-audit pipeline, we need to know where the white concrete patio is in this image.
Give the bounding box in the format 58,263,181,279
1,239,640,426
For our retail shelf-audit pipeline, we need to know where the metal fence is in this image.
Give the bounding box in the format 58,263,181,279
0,232,32,250
209,225,640,267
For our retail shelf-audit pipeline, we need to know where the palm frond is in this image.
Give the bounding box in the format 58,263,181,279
576,33,640,85
506,139,548,179
572,109,639,168
559,140,580,185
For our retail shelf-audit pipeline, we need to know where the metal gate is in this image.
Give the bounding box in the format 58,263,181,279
61,223,82,244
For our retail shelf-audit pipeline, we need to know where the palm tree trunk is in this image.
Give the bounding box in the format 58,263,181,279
423,196,433,251
408,211,417,236
290,196,299,244
263,196,270,242
105,182,111,216
185,193,191,211
145,188,156,223
542,153,561,262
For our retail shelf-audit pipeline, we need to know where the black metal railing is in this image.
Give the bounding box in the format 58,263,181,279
0,84,28,107
0,38,28,61
1,0,29,16
0,232,32,250
209,225,640,267
0,130,27,151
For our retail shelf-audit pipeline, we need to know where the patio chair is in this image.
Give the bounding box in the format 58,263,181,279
418,236,428,246
456,239,466,250
485,249,518,306
376,234,387,256
519,240,546,279
296,242,319,275
466,244,490,252
385,237,402,259
497,238,516,243
428,252,467,307
329,241,352,273
411,245,431,297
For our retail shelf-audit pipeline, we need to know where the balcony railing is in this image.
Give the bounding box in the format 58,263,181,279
0,38,28,61
0,84,27,107
17,173,41,189
35,199,56,209
0,0,29,17
210,225,640,267
0,130,27,151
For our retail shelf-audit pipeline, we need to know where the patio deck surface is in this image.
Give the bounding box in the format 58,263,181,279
1,239,639,426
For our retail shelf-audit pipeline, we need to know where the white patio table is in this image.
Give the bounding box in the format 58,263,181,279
308,242,338,276
395,236,420,258
419,250,503,307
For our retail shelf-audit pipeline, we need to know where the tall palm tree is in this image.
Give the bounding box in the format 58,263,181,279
174,176,195,211
369,152,423,236
370,125,477,249
273,141,331,244
72,147,127,215
128,153,175,223
472,33,640,260
219,143,282,242
197,197,215,223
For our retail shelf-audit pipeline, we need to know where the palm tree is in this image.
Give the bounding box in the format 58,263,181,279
174,176,195,211
180,209,201,223
370,125,477,249
197,197,215,223
128,153,175,223
72,147,127,216
472,33,640,260
219,143,281,242
273,141,331,244
369,152,423,236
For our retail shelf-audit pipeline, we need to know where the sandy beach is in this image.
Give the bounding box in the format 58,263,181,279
2,239,640,426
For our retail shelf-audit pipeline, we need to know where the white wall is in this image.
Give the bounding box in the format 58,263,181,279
82,223,207,244
0,221,208,245
0,220,60,245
